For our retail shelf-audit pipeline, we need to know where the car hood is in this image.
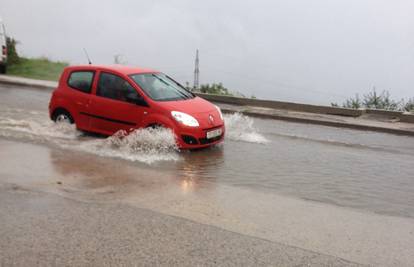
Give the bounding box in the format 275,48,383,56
157,96,223,128
158,96,216,114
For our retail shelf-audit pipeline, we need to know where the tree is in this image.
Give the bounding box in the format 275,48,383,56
6,37,20,65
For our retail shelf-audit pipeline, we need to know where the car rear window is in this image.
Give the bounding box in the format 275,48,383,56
67,71,94,93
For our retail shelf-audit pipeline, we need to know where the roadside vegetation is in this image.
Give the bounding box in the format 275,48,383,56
188,82,258,98
331,88,414,112
199,83,233,96
186,82,234,96
6,37,68,81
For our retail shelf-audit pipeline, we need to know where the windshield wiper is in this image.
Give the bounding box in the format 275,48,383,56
166,75,195,99
152,74,191,100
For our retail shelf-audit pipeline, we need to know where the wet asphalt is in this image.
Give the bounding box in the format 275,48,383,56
0,185,362,267
1,83,414,266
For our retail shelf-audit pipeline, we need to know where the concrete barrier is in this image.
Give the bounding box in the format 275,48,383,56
218,108,414,136
195,93,414,124
365,109,404,117
364,109,414,123
195,93,363,117
400,113,414,123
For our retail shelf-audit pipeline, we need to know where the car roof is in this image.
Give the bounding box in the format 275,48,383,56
65,64,158,75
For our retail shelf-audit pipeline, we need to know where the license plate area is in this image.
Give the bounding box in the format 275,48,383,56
206,128,222,139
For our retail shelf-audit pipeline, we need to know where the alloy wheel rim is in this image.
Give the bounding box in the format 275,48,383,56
56,114,70,123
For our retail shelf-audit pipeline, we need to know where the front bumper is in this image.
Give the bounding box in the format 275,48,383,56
176,125,225,149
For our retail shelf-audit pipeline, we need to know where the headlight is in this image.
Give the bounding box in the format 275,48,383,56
171,111,199,127
214,105,223,120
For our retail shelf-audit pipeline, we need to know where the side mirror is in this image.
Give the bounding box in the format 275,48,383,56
126,93,149,107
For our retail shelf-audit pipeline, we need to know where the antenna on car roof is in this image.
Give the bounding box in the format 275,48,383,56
83,48,92,65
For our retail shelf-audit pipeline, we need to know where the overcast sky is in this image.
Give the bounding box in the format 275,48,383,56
1,0,414,104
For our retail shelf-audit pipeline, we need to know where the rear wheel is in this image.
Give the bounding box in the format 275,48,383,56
53,109,74,124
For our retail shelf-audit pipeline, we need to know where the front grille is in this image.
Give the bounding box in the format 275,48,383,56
181,135,198,145
199,134,223,145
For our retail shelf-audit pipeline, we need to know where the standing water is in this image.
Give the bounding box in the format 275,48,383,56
1,86,414,218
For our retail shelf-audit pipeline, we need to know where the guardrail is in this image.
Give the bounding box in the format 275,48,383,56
400,114,414,123
195,93,414,123
195,93,363,117
365,109,414,123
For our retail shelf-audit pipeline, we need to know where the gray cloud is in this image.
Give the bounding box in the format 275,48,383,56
1,0,414,104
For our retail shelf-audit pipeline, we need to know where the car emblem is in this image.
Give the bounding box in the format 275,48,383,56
208,114,214,124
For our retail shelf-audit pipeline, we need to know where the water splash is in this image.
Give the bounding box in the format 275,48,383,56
0,112,179,164
76,128,179,164
224,113,269,144
0,108,268,163
0,117,81,140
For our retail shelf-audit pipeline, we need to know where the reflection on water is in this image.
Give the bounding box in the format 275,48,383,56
175,147,225,194
48,146,226,196
180,179,195,194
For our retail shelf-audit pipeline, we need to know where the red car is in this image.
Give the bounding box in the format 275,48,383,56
49,65,225,149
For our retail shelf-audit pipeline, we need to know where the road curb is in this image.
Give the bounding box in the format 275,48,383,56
0,75,56,90
221,108,414,137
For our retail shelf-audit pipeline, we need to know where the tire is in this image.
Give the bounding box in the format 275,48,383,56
0,64,6,74
52,109,74,124
147,123,164,129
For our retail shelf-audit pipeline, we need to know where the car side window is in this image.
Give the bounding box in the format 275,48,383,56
97,72,141,103
67,71,94,93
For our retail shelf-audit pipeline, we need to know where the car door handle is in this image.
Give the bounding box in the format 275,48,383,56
76,101,89,108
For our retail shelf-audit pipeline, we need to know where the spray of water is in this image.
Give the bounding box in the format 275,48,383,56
224,113,269,144
0,112,179,164
0,117,81,140
0,109,268,163
76,128,179,164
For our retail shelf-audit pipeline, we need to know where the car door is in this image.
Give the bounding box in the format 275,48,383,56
88,71,148,135
65,70,96,130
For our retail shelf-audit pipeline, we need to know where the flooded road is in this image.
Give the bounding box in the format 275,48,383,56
1,83,414,218
1,83,414,266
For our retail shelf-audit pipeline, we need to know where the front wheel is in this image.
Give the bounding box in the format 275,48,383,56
53,110,74,124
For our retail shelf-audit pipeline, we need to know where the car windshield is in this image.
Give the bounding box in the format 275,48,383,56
130,73,195,101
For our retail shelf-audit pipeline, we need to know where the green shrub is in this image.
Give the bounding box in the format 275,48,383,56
333,88,412,111
7,57,68,81
199,83,233,96
342,94,362,109
6,37,20,65
403,98,414,112
362,89,400,110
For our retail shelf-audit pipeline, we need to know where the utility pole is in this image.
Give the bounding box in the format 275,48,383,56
193,49,199,89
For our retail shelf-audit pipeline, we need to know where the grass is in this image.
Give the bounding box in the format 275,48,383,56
7,57,68,81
